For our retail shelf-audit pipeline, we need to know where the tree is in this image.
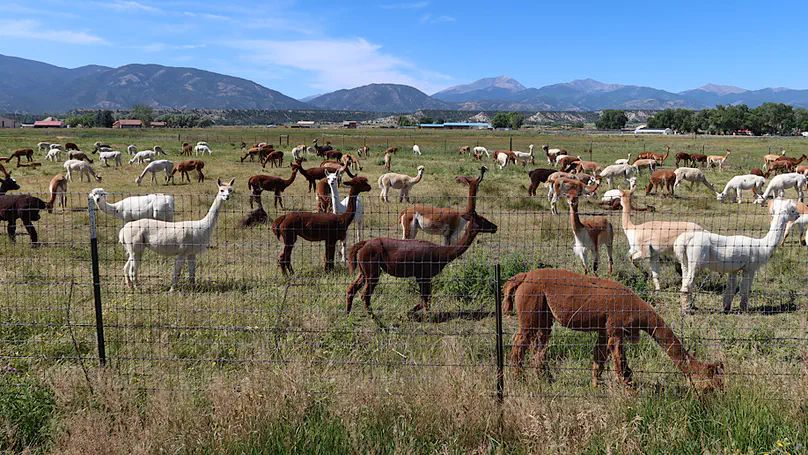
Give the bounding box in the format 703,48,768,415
753,102,794,135
595,110,628,130
507,111,524,129
398,115,415,127
131,103,154,127
419,117,434,125
491,113,510,129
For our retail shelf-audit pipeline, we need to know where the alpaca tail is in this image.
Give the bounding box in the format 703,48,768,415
271,215,285,240
347,240,369,275
502,272,529,314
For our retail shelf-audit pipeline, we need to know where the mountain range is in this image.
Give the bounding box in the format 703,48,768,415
3,54,808,113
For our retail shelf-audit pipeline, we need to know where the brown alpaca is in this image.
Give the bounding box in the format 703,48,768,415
385,146,398,155
635,151,656,161
295,160,334,193
459,145,470,155
168,160,205,184
272,177,371,275
773,154,808,171
315,177,332,213
261,150,284,168
796,165,808,175
341,154,362,171
3,149,34,165
675,151,692,168
66,150,93,163
707,149,731,169
248,164,299,209
181,142,194,156
346,168,497,316
750,168,765,177
384,149,392,171
503,268,725,389
527,168,556,196
567,190,613,277
550,177,600,215
45,174,68,210
399,166,489,245
357,146,370,157
64,142,79,151
765,160,795,177
324,150,343,161
569,160,601,175
557,155,582,169
650,145,670,165
239,194,268,228
320,160,344,173
689,153,708,167
645,170,676,197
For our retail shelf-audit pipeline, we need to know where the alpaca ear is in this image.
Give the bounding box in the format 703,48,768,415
217,178,222,187
229,178,235,187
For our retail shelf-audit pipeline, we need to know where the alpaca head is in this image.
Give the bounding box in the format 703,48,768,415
542,145,549,152
325,170,342,187
565,189,580,209
89,188,106,204
688,361,725,391
343,176,372,194
216,178,236,201
0,174,20,194
768,198,799,223
416,165,425,175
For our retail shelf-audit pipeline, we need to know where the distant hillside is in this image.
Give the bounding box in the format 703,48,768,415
307,84,452,113
0,54,309,112
433,76,526,102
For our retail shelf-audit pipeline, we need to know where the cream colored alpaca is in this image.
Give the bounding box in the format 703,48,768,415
673,167,716,193
136,160,174,185
118,178,234,291
64,160,101,182
614,153,632,165
378,165,425,202
632,158,656,175
46,174,68,210
707,149,731,170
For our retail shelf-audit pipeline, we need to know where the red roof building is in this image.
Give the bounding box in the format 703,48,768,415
113,119,143,128
33,120,63,128
150,121,167,128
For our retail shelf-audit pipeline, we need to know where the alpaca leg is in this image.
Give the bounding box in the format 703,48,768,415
5,217,17,243
738,270,755,312
573,243,588,275
723,273,737,312
346,273,365,313
605,237,614,278
591,331,609,387
279,244,294,275
324,241,336,272
649,253,662,291
340,239,347,263
413,278,432,314
359,274,380,315
123,256,133,287
607,334,632,386
171,255,185,291
782,221,794,244
592,244,600,276
187,254,197,287
130,253,142,287
275,191,283,209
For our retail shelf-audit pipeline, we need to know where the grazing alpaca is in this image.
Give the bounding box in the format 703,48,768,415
707,149,731,170
0,195,49,245
545,171,597,202
673,167,715,193
48,144,64,152
66,151,93,163
750,168,766,177
762,150,786,170
399,166,488,245
614,153,632,165
347,168,497,316
459,145,470,155
65,142,79,151
247,164,299,209
153,146,166,156
766,159,796,176
689,153,708,167
632,158,656,176
493,150,525,169
2,149,34,165
327,171,366,259
37,142,50,152
341,154,362,171
676,198,798,312
45,148,62,162
599,164,637,188
504,268,724,389
567,190,613,277
64,160,101,182
757,172,807,204
240,146,265,162
272,177,371,275
181,143,194,156
384,149,392,171
324,150,343,161
357,145,370,157
167,160,205,184
119,178,234,290
0,174,20,195
473,146,490,157
46,174,67,210
194,144,213,156
527,168,556,196
90,188,175,222
378,165,425,202
568,159,601,175
127,145,138,156
129,150,156,165
412,144,422,155
512,147,535,165
619,189,703,291
542,145,567,165
645,170,676,197
716,174,766,203
260,150,284,168
675,151,692,168
136,160,174,185
93,142,111,153
98,150,122,167
557,155,581,169
384,146,398,155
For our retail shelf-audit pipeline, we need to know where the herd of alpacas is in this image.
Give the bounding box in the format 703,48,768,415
9,138,808,391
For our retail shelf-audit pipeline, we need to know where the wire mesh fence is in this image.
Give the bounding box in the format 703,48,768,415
0,189,805,397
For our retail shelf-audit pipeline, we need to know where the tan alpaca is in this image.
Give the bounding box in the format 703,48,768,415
384,149,392,171
46,174,68,210
550,177,600,214
707,149,731,170
378,165,425,203
567,190,613,277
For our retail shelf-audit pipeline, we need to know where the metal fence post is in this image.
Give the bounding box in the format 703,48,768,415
494,263,504,405
88,197,107,366
509,136,513,151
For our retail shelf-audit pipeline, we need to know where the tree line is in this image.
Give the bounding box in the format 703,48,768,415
647,102,808,135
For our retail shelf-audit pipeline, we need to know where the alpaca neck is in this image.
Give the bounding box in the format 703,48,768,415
200,195,225,227
761,213,791,252
411,172,423,185
620,197,636,231
643,311,700,374
338,191,360,226
328,181,342,213
284,169,298,187
97,198,121,218
569,203,585,232
441,225,478,262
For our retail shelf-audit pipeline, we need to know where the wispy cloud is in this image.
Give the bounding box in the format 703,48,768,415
380,1,429,9
0,19,106,45
227,38,451,93
95,0,161,13
419,14,455,24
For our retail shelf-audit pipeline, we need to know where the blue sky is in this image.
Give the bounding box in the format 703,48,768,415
1,0,806,99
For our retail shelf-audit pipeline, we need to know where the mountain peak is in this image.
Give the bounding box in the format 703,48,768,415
563,78,625,93
689,83,748,95
432,76,526,102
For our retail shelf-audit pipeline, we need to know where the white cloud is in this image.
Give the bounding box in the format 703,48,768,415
380,1,430,9
0,19,106,44
95,1,161,13
227,38,452,93
420,14,455,24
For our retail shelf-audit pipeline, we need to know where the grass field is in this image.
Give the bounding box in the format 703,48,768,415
0,127,806,454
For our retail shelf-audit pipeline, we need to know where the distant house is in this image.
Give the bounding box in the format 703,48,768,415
419,123,445,129
342,120,358,129
33,118,63,128
150,121,167,128
0,116,19,128
634,126,672,135
113,119,143,129
292,121,317,128
444,122,491,130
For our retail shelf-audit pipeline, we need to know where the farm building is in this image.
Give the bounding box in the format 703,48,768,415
33,118,63,128
420,122,491,130
634,126,672,135
0,116,19,128
113,119,143,129
291,121,318,128
342,121,358,128
150,121,167,128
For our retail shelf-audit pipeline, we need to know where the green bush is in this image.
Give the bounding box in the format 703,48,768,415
0,374,55,452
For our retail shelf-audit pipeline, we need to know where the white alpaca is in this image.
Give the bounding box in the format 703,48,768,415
378,165,425,203
64,160,101,182
45,148,62,162
194,145,212,156
512,148,535,165
196,142,209,148
673,168,716,193
716,175,766,203
129,150,156,165
757,173,807,204
99,150,123,168
675,198,799,312
776,199,808,246
495,152,511,169
615,153,632,165
49,144,64,152
291,144,306,161
412,144,422,155
37,142,50,152
90,188,174,222
633,158,656,175
154,145,166,155
472,146,490,157
599,164,637,187
118,178,234,291
127,145,138,156
136,160,174,185
326,171,364,261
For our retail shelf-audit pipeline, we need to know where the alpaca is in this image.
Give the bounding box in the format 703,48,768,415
459,145,470,155
512,147,535,165
167,160,205,184
557,155,581,169
239,194,268,228
118,178,234,291
568,160,601,175
2,149,34,165
0,194,49,245
504,268,724,389
550,177,601,214
247,164,299,209
473,146,490,157
0,174,20,195
49,144,64,152
291,144,307,160
676,198,799,312
346,169,497,316
357,146,370,157
327,171,366,260
619,189,703,291
240,146,265,162
46,174,67,210
45,148,62,162
383,149,392,171
378,165,425,202
272,177,371,275
412,144,422,155
567,190,613,277
645,170,676,197
545,171,597,202
129,150,156,165
153,146,166,156
316,178,333,213
98,150,122,168
675,151,692,168
707,149,731,170
136,160,174,185
542,145,567,165
776,199,808,245
37,142,50,152
689,153,708,167
90,188,175,222
400,166,488,245
762,150,786,170
614,153,632,165
127,145,138,155
66,151,93,163
757,172,807,204
194,144,213,156
632,158,656,175
766,160,796,176
312,139,333,156
64,142,79,151
527,168,556,196
750,168,766,177
181,143,194,156
324,150,343,161
673,168,715,193
93,142,111,153
716,175,766,203
294,160,334,193
341,154,362,171
64,160,101,182
598,164,637,188
260,150,284,168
